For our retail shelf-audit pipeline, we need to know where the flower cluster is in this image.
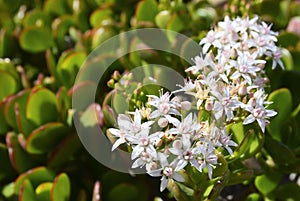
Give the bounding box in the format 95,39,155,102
108,16,283,192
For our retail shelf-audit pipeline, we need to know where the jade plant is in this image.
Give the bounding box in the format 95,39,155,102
0,0,300,201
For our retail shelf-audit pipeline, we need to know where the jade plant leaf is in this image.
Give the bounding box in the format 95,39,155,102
56,86,71,122
271,183,300,200
56,50,87,88
135,0,158,23
26,122,69,154
267,88,292,141
47,134,82,168
230,122,264,161
6,132,37,173
0,102,10,134
22,9,51,28
155,10,171,28
0,143,16,182
4,89,31,132
90,8,113,28
0,59,19,80
108,183,139,201
254,171,282,195
91,26,117,50
19,27,54,53
52,15,76,51
80,103,104,128
0,70,18,101
14,166,56,195
50,173,70,201
35,182,52,201
26,87,58,127
19,179,37,201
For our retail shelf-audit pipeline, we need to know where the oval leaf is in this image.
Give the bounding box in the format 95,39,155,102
51,173,70,201
26,122,69,154
20,27,54,53
26,87,58,126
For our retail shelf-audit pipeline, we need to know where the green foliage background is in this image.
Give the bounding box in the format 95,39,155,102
0,0,300,200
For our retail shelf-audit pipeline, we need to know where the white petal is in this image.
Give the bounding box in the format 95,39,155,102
148,169,162,177
172,172,185,182
131,145,144,160
160,176,168,192
108,128,121,137
149,110,160,119
132,158,145,168
257,118,266,133
111,138,125,151
175,160,188,171
243,115,255,125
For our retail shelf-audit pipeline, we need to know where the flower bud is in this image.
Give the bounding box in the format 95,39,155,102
155,138,163,147
158,117,168,128
172,140,182,149
205,99,213,111
181,101,192,111
238,83,247,96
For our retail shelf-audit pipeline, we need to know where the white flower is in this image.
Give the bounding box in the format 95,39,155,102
168,113,196,136
147,90,180,119
148,153,185,192
243,98,277,132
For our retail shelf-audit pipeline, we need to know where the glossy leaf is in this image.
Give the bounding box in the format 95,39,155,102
272,183,300,200
0,143,16,182
6,132,37,173
35,182,52,201
26,122,69,154
19,179,37,201
254,171,282,195
26,87,58,126
51,173,70,201
4,89,31,132
90,8,113,28
47,134,81,168
155,10,171,28
267,88,292,141
56,50,86,88
108,183,139,201
56,86,71,122
19,27,54,53
22,9,51,28
80,103,104,128
135,0,158,23
0,70,18,101
14,167,55,195
0,102,10,134
91,26,117,50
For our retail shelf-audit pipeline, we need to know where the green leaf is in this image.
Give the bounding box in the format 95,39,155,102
166,14,185,32
90,8,113,28
0,70,18,101
19,179,37,201
35,182,52,201
0,59,19,80
230,122,264,160
14,167,55,195
6,132,37,173
52,15,76,51
0,102,10,134
2,182,15,199
267,88,292,141
254,171,282,195
56,86,71,122
26,122,69,154
155,10,171,28
246,193,261,201
272,183,300,200
22,9,51,28
278,32,299,49
264,136,297,169
108,183,139,201
51,173,70,201
135,0,158,23
56,50,86,88
47,134,82,168
0,143,16,182
0,29,14,58
80,103,103,128
227,169,256,186
91,26,117,50
19,27,54,53
4,89,31,133
26,87,58,126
